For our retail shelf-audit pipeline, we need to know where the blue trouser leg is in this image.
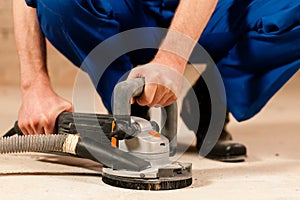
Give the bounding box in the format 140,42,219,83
35,0,170,112
198,0,300,120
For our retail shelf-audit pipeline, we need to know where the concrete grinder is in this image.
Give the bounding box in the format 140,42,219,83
1,78,192,190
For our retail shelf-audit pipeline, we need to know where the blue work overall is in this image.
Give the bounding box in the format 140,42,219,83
26,0,300,121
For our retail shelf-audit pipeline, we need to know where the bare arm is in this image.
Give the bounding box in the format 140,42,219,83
13,0,73,134
128,0,218,107
154,0,218,72
13,0,48,89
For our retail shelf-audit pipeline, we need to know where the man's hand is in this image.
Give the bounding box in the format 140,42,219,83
127,0,218,108
127,63,184,107
13,0,73,135
18,86,73,135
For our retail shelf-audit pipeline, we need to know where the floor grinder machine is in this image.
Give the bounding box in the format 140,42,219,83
1,78,192,190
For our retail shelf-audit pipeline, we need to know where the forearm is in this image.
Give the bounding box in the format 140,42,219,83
153,0,218,74
13,0,50,93
13,1,73,134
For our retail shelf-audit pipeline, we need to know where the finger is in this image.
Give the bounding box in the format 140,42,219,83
45,110,66,135
158,92,177,107
18,122,30,135
24,123,35,135
30,117,45,135
65,102,74,112
57,102,73,114
148,85,170,107
41,115,55,135
130,97,135,105
136,83,157,106
44,125,55,135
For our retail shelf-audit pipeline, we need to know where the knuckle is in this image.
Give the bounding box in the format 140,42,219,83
30,118,40,127
40,115,50,126
136,98,147,106
18,120,25,129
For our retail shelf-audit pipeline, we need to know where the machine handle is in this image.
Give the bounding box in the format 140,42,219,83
113,78,145,116
113,78,177,156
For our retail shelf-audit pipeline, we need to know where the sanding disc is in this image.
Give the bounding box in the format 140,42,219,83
102,162,192,190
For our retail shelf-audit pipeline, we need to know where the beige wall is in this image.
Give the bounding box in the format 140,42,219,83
0,1,78,86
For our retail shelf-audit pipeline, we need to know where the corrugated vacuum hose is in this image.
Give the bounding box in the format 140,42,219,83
0,134,68,154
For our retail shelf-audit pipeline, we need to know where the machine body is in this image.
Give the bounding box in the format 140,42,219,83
1,78,192,190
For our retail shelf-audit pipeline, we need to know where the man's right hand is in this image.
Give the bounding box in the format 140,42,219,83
13,0,73,135
18,86,73,135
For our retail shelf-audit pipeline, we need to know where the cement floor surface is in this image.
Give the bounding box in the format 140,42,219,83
0,72,299,200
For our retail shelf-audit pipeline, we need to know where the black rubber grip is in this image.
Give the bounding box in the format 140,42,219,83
2,121,23,137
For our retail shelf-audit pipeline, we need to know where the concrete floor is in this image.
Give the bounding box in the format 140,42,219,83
0,71,299,200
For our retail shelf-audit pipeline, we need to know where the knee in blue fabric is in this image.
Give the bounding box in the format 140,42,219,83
197,0,300,121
